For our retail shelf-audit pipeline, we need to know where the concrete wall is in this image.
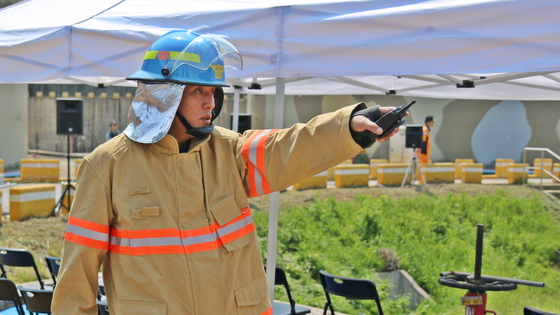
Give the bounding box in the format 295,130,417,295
4,84,560,170
0,84,28,170
248,94,560,168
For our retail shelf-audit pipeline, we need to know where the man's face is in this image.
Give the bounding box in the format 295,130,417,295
177,85,216,128
110,124,118,131
427,120,435,128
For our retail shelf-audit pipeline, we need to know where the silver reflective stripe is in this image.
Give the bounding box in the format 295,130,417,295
247,130,273,196
109,215,253,249
67,224,109,243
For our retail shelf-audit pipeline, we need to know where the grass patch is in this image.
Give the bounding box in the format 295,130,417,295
253,184,560,314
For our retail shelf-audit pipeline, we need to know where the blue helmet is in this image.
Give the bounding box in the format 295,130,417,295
127,30,242,86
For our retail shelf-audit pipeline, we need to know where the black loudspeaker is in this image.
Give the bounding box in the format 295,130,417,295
405,125,423,148
56,98,83,135
231,114,252,134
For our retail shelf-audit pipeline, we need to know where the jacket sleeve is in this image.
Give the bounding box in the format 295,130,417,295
52,157,112,315
240,103,365,197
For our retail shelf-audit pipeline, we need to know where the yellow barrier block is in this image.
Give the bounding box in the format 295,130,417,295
495,159,514,178
420,163,455,183
60,183,76,215
508,163,529,184
531,158,553,178
369,159,388,180
20,159,60,183
461,163,483,183
334,164,370,188
377,163,408,186
454,159,474,179
0,158,4,184
9,184,56,221
328,159,352,181
553,163,560,183
293,170,328,190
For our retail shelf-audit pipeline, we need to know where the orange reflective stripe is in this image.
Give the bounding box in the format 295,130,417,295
242,129,277,197
65,232,109,250
260,307,273,315
65,217,110,250
66,210,254,255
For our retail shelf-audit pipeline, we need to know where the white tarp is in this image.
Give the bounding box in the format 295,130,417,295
1,0,560,99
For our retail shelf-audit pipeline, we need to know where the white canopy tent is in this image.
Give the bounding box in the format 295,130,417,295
2,0,560,302
2,0,560,99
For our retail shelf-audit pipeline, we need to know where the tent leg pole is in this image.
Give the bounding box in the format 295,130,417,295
266,78,286,304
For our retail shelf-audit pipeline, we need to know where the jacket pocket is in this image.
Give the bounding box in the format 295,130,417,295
234,273,268,307
132,206,160,218
114,300,167,315
210,196,250,252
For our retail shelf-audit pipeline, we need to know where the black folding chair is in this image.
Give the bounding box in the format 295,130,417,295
524,306,560,315
265,266,311,315
18,286,53,314
0,278,25,315
319,270,383,315
44,255,61,286
0,247,45,289
97,299,110,315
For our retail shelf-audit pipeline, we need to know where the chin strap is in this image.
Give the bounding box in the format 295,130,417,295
176,111,214,139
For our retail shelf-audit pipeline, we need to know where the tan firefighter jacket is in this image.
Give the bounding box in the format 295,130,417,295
51,104,366,315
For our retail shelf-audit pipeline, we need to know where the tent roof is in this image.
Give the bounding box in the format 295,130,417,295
1,0,560,100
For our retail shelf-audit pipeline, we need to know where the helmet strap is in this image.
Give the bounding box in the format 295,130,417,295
175,111,213,139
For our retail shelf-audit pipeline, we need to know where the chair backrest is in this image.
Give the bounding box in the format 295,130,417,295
524,306,560,315
18,287,53,314
0,247,44,289
44,255,61,286
98,299,110,315
319,270,383,315
265,265,311,315
0,278,25,315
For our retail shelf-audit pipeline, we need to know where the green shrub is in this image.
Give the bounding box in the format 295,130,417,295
255,189,560,314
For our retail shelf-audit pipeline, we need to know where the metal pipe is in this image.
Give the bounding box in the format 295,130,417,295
441,271,545,288
474,224,484,282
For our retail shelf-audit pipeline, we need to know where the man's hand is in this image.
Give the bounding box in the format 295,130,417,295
351,106,408,143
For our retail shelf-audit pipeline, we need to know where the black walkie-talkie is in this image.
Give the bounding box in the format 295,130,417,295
367,99,416,140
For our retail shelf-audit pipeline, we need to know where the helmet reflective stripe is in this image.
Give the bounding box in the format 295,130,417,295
127,30,242,87
143,50,201,64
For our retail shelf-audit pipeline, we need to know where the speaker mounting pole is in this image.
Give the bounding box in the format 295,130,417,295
53,98,83,215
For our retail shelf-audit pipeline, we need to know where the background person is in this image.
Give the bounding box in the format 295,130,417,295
105,119,121,141
416,115,436,164
52,30,405,315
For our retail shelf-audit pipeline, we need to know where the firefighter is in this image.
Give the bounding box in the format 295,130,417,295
52,30,404,315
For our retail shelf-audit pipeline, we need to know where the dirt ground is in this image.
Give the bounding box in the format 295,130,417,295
248,183,553,214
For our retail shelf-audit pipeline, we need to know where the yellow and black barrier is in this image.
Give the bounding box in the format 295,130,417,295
9,184,56,221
